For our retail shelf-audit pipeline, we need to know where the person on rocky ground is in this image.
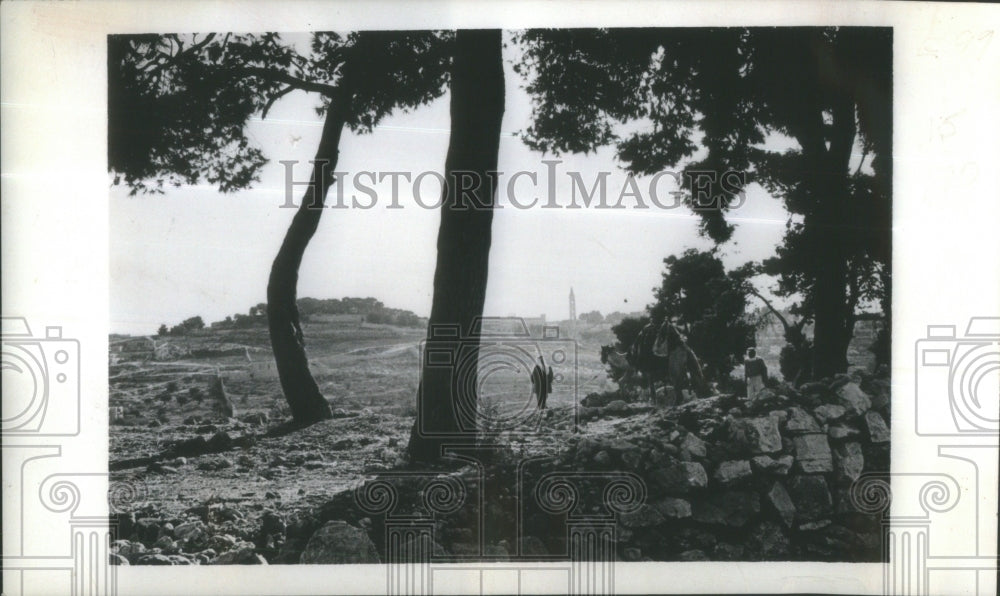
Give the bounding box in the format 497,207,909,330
531,355,554,410
744,348,768,400
210,370,235,419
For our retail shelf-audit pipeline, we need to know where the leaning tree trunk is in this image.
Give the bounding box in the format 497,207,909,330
407,29,505,463
267,81,354,425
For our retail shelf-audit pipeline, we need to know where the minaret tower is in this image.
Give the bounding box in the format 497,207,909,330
569,287,577,337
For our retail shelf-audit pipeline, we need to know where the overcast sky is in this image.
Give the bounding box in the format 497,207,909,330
110,34,795,335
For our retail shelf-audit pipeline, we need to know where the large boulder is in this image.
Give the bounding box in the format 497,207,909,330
835,382,872,418
864,412,891,443
766,482,797,528
866,379,891,410
793,434,834,473
653,497,692,519
173,521,209,550
813,404,847,424
828,424,861,441
214,545,267,565
747,388,789,412
116,540,147,563
750,454,794,476
133,517,162,544
713,460,752,486
787,475,833,523
300,521,380,564
649,461,708,495
834,442,865,483
730,416,782,454
829,373,853,391
785,407,821,434
680,433,707,459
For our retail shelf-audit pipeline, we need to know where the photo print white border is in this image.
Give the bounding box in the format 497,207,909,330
2,1,997,594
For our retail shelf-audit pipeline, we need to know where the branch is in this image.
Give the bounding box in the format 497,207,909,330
135,33,217,79
131,33,340,99
748,285,792,334
854,146,869,177
241,67,339,96
262,85,295,119
187,33,218,55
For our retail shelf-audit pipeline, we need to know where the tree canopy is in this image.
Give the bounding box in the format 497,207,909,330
648,249,756,381
109,31,453,194
516,27,891,378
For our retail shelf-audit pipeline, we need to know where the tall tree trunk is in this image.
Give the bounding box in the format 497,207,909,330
807,92,856,380
267,81,354,425
811,237,850,378
407,29,505,462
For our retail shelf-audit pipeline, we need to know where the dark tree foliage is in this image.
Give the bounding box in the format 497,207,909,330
599,315,650,392
610,315,650,352
290,296,423,327
166,315,206,336
516,27,891,379
647,249,756,381
109,32,452,194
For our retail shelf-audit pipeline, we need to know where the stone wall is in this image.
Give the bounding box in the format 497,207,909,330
563,371,891,561
275,372,892,564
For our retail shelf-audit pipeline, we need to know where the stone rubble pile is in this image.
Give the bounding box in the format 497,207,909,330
109,502,280,565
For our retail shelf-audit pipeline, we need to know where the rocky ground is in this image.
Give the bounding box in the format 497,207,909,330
108,323,617,565
110,358,890,565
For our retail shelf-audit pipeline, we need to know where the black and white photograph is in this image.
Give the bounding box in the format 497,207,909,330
106,26,893,566
2,2,998,595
